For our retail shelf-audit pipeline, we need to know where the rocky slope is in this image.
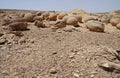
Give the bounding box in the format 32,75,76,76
0,9,120,78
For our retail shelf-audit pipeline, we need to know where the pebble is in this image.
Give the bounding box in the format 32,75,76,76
49,67,57,74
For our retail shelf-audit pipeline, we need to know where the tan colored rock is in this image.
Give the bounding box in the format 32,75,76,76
71,15,82,22
70,9,87,14
86,20,104,32
62,15,69,22
82,15,98,23
24,13,36,22
33,16,43,21
1,16,12,25
42,12,50,20
48,13,57,21
110,17,120,26
9,22,28,31
57,12,68,20
66,16,78,26
53,20,66,28
63,25,76,32
116,23,120,29
34,20,45,28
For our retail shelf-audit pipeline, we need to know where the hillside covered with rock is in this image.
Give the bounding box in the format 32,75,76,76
0,9,120,78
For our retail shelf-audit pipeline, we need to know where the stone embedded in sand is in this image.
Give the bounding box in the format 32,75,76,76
1,16,12,25
82,15,98,23
86,20,104,32
54,20,66,28
66,16,78,26
24,13,36,22
100,15,111,24
57,12,68,20
34,20,45,28
49,67,57,74
48,13,57,21
63,25,76,32
110,17,120,26
9,22,28,31
116,23,120,29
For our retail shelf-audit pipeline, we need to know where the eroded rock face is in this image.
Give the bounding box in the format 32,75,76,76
110,17,120,26
86,20,104,32
9,22,28,31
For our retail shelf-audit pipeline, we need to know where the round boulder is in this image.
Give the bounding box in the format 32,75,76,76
110,17,120,26
116,23,120,29
66,16,78,26
86,20,104,32
9,22,28,31
24,13,36,22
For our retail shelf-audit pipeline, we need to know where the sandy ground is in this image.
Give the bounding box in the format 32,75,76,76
0,9,120,78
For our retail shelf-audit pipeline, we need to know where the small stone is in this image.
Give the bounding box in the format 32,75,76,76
63,25,76,32
19,37,26,44
50,67,57,74
73,72,80,78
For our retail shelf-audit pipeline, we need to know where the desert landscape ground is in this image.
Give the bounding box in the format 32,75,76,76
0,9,120,78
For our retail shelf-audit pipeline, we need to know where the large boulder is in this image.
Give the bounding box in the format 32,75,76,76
57,12,68,20
66,16,78,26
24,13,36,22
9,22,28,31
110,17,120,26
48,13,57,21
86,20,104,32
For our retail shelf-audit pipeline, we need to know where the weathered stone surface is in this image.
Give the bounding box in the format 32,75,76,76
9,22,28,31
86,20,104,32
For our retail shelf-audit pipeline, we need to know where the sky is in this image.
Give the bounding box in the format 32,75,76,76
0,0,120,12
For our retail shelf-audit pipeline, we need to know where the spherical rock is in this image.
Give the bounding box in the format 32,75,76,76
66,16,78,26
116,23,120,29
71,15,82,22
110,17,120,26
86,20,104,32
9,22,28,31
57,12,68,20
24,13,36,22
48,13,57,21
